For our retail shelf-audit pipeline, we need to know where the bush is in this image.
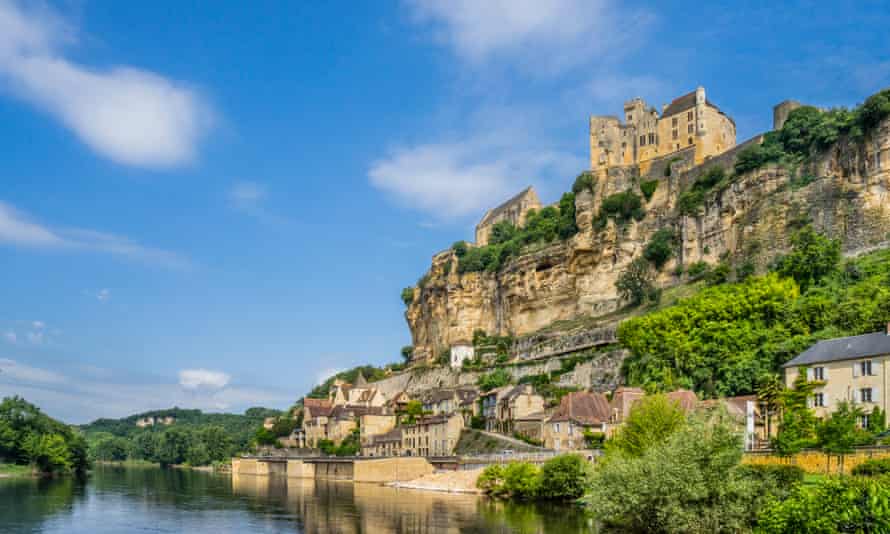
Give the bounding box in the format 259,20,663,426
733,133,785,174
852,458,890,477
537,454,592,500
773,225,841,291
572,171,596,195
643,228,679,270
502,461,540,499
686,260,710,279
757,476,890,533
477,464,506,495
616,258,657,306
477,369,511,391
737,464,804,497
400,345,414,362
640,179,659,201
676,167,727,216
599,190,645,224
400,287,414,306
607,394,686,457
451,240,468,257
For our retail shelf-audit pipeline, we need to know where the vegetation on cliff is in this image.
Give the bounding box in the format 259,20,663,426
452,192,578,274
0,396,88,475
619,228,890,397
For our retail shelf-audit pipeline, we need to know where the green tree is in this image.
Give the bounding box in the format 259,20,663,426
586,409,767,534
489,220,518,245
817,400,865,474
643,228,679,270
400,287,414,306
185,441,211,466
773,226,841,291
477,369,511,391
537,454,592,500
502,462,540,500
400,345,414,362
199,425,233,463
156,427,192,465
773,372,819,457
616,258,657,306
91,435,130,462
607,394,686,457
756,373,784,443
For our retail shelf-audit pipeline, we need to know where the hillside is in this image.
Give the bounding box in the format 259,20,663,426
80,406,281,439
403,90,890,372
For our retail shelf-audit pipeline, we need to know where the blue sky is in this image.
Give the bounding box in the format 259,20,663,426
1,0,888,423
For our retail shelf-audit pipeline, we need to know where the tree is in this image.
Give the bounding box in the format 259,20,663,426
643,229,678,270
607,394,686,457
400,287,415,306
400,345,414,362
502,462,540,499
756,373,784,441
616,258,657,306
401,400,424,425
869,407,887,434
185,442,210,466
817,400,864,474
773,372,819,457
22,433,73,473
537,454,592,500
199,426,233,463
477,369,511,391
156,427,192,466
489,220,518,245
773,225,841,291
91,435,130,462
586,409,768,534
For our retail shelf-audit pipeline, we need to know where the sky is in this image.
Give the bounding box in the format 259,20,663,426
2,0,889,424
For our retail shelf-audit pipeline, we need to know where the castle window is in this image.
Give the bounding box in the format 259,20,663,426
639,135,645,146
627,114,632,122
688,124,694,134
672,129,678,140
672,117,678,127
688,137,693,145
648,133,656,144
687,111,694,121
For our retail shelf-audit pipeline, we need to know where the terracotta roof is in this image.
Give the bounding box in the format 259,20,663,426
665,389,699,412
477,187,538,228
548,392,610,425
303,398,333,417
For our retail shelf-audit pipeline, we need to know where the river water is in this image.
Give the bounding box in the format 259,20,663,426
0,466,594,533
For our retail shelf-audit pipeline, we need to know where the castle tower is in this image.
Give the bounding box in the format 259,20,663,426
695,86,707,136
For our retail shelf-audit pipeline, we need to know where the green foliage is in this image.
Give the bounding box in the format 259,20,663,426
469,415,485,430
773,225,841,291
640,179,659,201
607,394,686,457
706,261,731,285
852,458,890,477
583,429,605,448
869,407,887,434
773,372,820,456
0,396,88,474
664,156,683,177
477,464,506,495
451,240,468,257
620,274,802,396
458,197,578,274
676,166,727,216
477,369,512,391
400,287,414,306
596,190,645,227
643,228,679,270
686,260,710,279
757,476,890,533
859,88,890,132
90,435,130,462
537,454,592,500
585,409,769,534
400,345,414,362
733,132,786,174
817,400,866,460
571,171,596,195
306,365,388,399
736,464,805,498
502,462,541,499
615,258,658,307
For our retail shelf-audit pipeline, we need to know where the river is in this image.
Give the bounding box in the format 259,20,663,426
0,465,594,533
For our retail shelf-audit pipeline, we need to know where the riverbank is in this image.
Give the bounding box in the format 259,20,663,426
386,468,483,494
0,463,35,478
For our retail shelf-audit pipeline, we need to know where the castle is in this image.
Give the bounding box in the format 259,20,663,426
589,86,736,175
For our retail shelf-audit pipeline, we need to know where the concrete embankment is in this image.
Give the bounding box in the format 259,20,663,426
232,456,434,483
386,468,483,494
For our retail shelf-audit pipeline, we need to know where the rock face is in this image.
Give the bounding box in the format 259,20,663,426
406,120,890,360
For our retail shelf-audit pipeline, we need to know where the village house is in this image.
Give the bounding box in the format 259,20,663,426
495,385,546,434
361,428,403,457
513,411,548,444
401,414,463,457
480,385,514,432
608,386,646,424
359,413,397,447
783,325,890,427
301,372,395,448
543,391,611,451
421,387,479,422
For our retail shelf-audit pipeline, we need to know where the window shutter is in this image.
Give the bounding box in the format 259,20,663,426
806,396,814,408
806,368,814,380
873,387,880,404
854,389,860,403
822,392,829,407
853,362,860,378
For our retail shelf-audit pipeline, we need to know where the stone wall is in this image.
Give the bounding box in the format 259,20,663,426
744,447,890,474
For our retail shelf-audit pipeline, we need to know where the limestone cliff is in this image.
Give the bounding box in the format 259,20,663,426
406,119,890,361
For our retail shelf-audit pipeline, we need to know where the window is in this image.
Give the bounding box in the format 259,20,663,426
672,117,678,127
688,123,694,134
688,137,693,146
554,423,560,433
861,388,873,403
568,423,574,436
672,129,678,140
627,114,632,122
687,111,694,121
861,414,871,429
640,135,646,146
861,360,874,376
648,133,656,144
814,393,824,407
813,367,825,381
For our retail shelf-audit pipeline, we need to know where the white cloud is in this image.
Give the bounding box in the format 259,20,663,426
0,358,66,384
0,0,212,167
405,0,648,74
0,201,190,269
178,368,230,390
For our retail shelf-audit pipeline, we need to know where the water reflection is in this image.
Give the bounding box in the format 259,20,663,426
0,467,592,533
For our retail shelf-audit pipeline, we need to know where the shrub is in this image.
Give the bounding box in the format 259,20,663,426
705,262,731,285
640,179,659,201
757,476,890,533
607,394,686,457
773,225,841,291
615,258,657,306
400,345,414,362
400,287,414,306
502,461,540,499
583,430,605,448
859,88,890,132
686,260,710,279
489,220,517,245
852,458,890,477
676,189,704,216
643,228,679,270
469,415,485,430
537,454,592,500
477,464,506,495
451,240,468,257
599,190,645,223
477,369,511,391
733,133,785,174
572,171,596,195
737,464,804,497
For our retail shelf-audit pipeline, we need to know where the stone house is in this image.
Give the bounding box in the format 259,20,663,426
513,411,548,443
495,385,545,435
665,389,699,412
480,385,514,432
543,392,611,451
422,387,479,420
608,386,645,425
402,414,464,457
783,326,890,427
474,187,542,246
589,86,736,174
361,428,403,457
359,413,397,447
